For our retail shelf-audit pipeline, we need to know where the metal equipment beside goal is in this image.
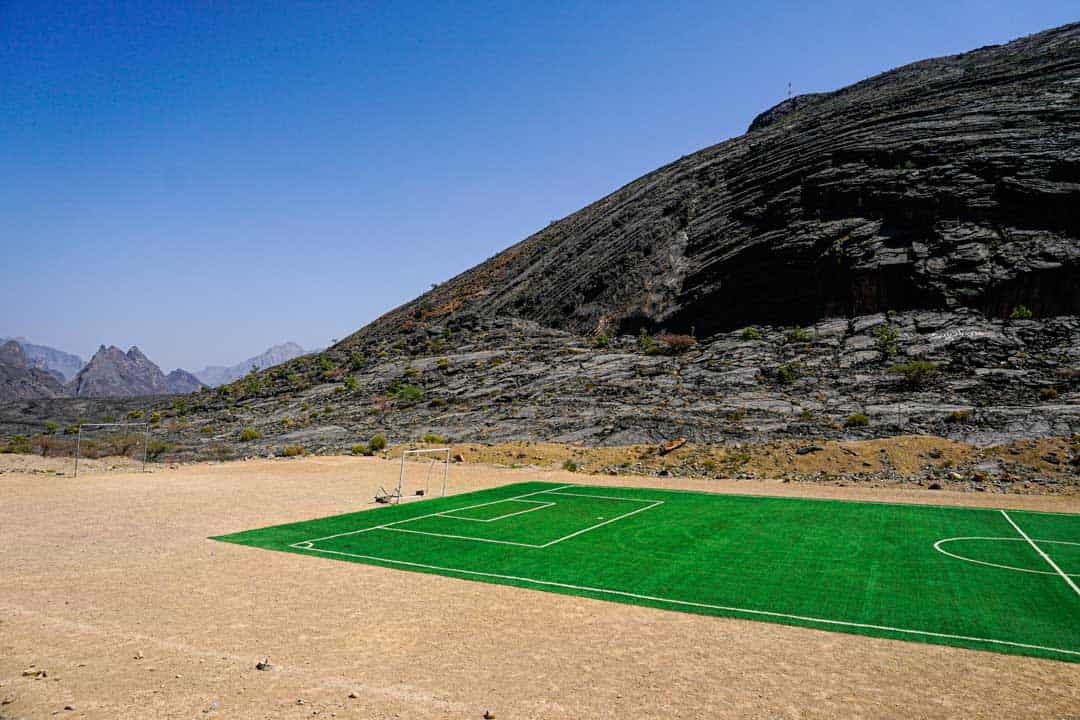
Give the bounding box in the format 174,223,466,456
376,447,450,504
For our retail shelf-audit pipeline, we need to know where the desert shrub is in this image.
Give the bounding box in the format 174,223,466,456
562,460,579,472
64,424,81,435
127,410,143,420
593,334,609,349
350,351,367,370
658,333,697,354
799,408,814,420
403,366,419,378
243,373,262,395
1010,305,1033,319
422,433,444,444
845,413,870,428
945,410,971,423
874,324,899,359
239,428,261,442
149,412,161,424
146,439,174,461
103,415,117,423
888,360,938,387
1039,387,1058,400
33,434,72,457
725,410,745,422
44,421,59,435
351,443,372,456
343,376,358,391
172,399,187,417
281,445,305,457
318,355,336,380
785,326,812,344
4,435,33,454
388,381,423,403
638,329,661,356
740,327,761,341
286,372,301,385
369,434,387,452
776,363,799,385
437,357,449,371
200,426,214,434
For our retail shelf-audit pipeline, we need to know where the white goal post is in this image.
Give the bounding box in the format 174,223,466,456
378,447,450,504
74,422,150,477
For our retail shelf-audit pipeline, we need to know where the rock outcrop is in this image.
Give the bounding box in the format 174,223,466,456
0,340,69,399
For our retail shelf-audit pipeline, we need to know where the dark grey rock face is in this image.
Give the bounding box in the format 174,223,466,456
0,340,69,399
348,23,1078,344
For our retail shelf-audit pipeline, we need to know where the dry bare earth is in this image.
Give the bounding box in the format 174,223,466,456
1,455,1078,719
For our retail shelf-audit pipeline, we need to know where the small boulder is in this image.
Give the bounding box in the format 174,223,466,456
658,437,687,455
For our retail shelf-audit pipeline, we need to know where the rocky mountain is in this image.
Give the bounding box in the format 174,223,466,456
2,24,1077,463
0,340,69,400
69,345,204,398
193,342,307,387
342,23,1078,345
0,337,84,381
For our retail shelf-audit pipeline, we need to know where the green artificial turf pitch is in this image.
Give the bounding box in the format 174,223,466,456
213,482,1080,661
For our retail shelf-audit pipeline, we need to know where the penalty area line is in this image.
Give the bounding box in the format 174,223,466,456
284,544,1080,659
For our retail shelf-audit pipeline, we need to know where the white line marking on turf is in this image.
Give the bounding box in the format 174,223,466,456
284,545,1080,659
934,537,1080,576
299,485,574,544
381,527,545,548
536,500,664,548
439,500,555,523
542,491,658,502
1001,510,1080,598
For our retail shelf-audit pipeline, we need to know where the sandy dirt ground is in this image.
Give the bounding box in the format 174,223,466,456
1,455,1078,719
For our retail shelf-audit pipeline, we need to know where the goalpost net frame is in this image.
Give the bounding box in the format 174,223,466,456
74,422,150,477
383,447,450,504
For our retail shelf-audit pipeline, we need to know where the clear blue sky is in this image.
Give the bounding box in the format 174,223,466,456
1,1,1075,371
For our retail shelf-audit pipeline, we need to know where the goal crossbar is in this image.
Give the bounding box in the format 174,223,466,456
74,422,150,477
387,447,451,504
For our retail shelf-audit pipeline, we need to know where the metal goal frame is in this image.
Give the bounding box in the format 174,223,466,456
74,422,150,477
383,447,450,504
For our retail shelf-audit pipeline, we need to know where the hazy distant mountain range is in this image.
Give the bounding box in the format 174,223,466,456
0,340,69,399
193,342,307,387
0,337,307,399
0,336,84,381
